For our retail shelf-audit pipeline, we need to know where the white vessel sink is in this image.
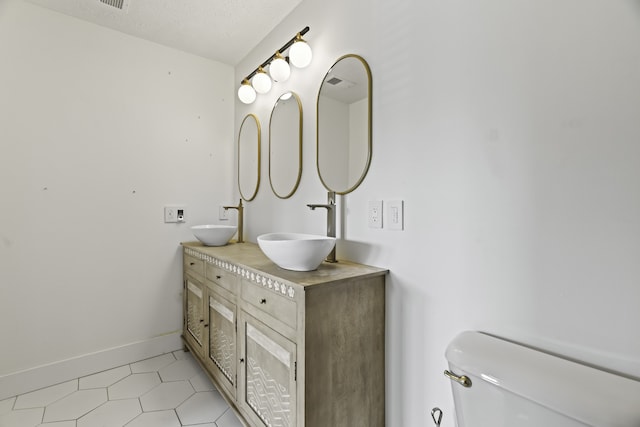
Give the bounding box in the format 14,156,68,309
257,233,336,271
191,225,237,246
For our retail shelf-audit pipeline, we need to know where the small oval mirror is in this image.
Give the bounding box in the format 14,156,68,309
269,92,302,199
317,54,372,195
238,114,261,201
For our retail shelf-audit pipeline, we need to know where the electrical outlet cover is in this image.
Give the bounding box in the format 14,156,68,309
368,200,383,229
164,206,185,223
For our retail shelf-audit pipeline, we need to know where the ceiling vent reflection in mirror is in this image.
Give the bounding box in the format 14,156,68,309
98,0,130,12
326,76,356,89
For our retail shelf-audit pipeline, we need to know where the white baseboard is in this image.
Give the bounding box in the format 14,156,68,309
0,332,183,401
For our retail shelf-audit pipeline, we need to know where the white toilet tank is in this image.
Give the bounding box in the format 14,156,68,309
445,331,640,427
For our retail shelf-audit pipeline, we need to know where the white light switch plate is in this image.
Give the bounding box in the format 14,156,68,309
387,200,404,230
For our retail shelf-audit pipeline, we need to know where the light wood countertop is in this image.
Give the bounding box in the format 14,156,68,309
181,241,387,288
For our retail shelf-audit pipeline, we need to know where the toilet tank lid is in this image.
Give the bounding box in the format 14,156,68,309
445,331,640,427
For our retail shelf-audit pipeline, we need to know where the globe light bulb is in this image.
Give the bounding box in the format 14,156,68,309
237,80,256,104
289,35,312,68
252,67,272,94
269,52,291,82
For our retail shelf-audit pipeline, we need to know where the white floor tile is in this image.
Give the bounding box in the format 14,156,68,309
189,372,215,392
108,372,161,400
0,397,16,415
79,365,131,389
77,399,141,427
15,380,77,409
176,391,228,425
43,389,107,423
6,349,245,427
159,358,201,382
130,353,176,373
0,407,44,427
37,421,77,427
125,410,181,427
216,408,245,427
139,381,194,412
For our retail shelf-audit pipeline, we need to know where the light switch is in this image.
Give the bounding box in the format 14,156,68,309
387,200,404,230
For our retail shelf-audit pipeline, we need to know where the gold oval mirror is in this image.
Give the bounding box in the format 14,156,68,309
238,113,261,201
317,54,372,195
269,92,303,199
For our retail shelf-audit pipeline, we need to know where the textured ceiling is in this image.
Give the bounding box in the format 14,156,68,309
25,0,303,65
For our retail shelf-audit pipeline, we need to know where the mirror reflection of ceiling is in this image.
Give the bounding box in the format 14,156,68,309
25,0,303,65
321,59,368,104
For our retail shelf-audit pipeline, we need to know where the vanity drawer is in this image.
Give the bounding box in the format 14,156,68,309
241,279,297,328
184,254,205,277
206,264,238,293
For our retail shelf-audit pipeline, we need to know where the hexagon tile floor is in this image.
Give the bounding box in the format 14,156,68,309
0,349,244,427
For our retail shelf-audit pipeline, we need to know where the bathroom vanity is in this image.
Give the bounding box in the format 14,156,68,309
181,241,386,427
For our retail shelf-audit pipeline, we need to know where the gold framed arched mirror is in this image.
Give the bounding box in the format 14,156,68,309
316,54,372,195
269,92,303,199
238,113,261,201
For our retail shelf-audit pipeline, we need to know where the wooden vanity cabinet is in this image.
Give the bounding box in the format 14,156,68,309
182,242,386,427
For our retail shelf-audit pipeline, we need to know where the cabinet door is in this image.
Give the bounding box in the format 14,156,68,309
239,312,296,427
184,276,205,356
206,291,237,399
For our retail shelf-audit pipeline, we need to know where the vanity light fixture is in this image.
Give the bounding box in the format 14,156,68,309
237,26,311,104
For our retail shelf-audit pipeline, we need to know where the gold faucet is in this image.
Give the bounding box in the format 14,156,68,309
223,199,244,243
307,191,337,263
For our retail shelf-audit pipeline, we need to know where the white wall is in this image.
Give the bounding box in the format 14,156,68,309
0,0,234,396
235,0,640,425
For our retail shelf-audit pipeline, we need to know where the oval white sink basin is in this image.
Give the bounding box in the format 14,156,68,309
257,233,336,271
191,225,237,246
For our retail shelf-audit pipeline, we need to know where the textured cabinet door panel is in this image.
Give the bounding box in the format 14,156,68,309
240,312,296,427
185,277,205,356
208,292,237,398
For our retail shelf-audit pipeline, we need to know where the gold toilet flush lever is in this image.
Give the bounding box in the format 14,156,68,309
444,370,472,388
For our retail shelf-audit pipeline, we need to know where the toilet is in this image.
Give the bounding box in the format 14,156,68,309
445,331,640,426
